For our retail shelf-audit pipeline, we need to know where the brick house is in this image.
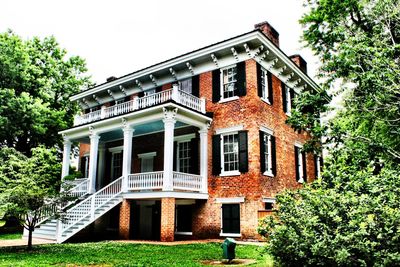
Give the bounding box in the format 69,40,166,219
31,21,322,243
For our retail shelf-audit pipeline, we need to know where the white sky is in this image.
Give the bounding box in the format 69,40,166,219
1,0,319,85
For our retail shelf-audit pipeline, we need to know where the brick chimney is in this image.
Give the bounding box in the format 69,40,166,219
254,21,279,47
289,54,307,74
106,76,118,82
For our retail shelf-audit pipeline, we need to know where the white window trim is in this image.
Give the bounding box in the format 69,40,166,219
138,152,157,159
216,125,244,135
295,144,304,183
174,133,195,142
260,66,271,104
220,233,241,237
316,155,322,178
260,127,274,177
108,146,124,153
285,86,292,116
175,231,193,236
220,132,240,176
219,64,238,102
216,197,245,203
262,197,276,203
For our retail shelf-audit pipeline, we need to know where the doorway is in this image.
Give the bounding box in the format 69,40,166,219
130,200,161,240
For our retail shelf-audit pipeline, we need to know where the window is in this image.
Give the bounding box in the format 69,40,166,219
111,152,123,180
177,141,191,173
285,86,292,115
115,98,125,105
221,133,239,175
295,145,307,183
315,154,322,178
221,65,238,99
212,126,248,176
138,152,156,173
175,205,192,234
221,204,240,235
262,198,276,211
260,128,275,176
260,67,270,102
179,78,192,94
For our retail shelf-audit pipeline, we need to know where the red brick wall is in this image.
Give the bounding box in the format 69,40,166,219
160,198,175,242
119,200,131,239
193,59,317,239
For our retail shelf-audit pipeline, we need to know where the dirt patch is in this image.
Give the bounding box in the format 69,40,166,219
201,259,257,266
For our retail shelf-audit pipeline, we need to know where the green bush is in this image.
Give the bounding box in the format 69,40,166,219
258,169,400,266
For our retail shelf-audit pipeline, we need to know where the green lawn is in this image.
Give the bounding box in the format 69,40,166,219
0,232,22,240
0,241,273,266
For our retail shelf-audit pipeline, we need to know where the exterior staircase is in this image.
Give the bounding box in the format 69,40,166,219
26,176,123,243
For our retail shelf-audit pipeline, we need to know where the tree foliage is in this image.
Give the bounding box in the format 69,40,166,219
259,0,400,265
0,31,92,155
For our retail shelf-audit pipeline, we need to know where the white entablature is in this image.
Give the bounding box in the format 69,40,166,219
71,30,321,108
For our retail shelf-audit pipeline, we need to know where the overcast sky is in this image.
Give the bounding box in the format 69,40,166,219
1,0,319,85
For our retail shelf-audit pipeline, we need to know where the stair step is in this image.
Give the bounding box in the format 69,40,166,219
34,229,56,235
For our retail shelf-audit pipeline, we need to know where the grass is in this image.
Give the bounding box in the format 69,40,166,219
0,241,273,266
0,232,22,240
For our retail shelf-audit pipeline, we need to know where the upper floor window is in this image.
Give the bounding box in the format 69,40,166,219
282,82,295,115
257,64,273,104
295,144,307,183
179,78,192,94
315,154,322,178
221,65,238,99
222,133,239,175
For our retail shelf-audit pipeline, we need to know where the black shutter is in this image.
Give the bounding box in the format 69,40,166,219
212,135,221,175
222,204,240,234
257,63,263,97
124,96,131,102
173,141,177,172
192,75,200,97
294,146,300,181
267,72,273,104
138,91,144,97
314,154,318,179
302,151,307,182
282,82,287,113
238,130,248,173
212,69,221,103
259,131,266,173
190,138,199,174
271,135,277,176
156,86,162,93
237,62,246,97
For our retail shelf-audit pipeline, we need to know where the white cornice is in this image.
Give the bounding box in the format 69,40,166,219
71,31,321,102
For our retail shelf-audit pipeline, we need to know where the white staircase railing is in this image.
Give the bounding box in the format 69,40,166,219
68,178,90,198
127,171,164,190
173,172,202,192
58,176,123,242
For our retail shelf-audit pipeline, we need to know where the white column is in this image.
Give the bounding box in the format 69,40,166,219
122,125,134,192
199,128,208,194
88,133,100,194
162,108,177,191
97,144,106,189
61,137,72,180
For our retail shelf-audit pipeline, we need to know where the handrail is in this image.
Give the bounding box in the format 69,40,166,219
60,176,123,234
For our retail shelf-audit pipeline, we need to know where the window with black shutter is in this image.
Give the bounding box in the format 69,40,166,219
221,204,240,234
257,63,273,104
295,145,306,183
260,129,276,176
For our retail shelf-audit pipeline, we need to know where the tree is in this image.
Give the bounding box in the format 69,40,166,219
0,31,92,155
259,0,400,265
0,147,70,249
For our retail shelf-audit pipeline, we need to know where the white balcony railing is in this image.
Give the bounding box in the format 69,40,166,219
127,171,203,192
73,86,206,126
